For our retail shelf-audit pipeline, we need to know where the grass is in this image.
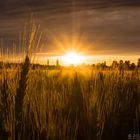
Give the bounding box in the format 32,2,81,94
0,64,139,140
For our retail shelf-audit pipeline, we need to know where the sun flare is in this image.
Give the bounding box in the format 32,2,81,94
64,51,84,65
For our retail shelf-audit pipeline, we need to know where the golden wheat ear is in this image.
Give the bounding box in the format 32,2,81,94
15,54,30,140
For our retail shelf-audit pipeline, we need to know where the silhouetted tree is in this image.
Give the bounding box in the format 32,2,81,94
136,58,140,75
138,58,140,68
130,63,136,70
119,60,124,75
124,61,130,70
0,61,3,69
111,61,118,70
102,61,106,70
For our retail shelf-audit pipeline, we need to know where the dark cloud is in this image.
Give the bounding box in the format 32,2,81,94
0,0,140,16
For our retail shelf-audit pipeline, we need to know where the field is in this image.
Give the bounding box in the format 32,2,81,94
0,56,140,140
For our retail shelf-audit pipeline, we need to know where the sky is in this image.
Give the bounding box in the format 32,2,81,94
0,0,140,63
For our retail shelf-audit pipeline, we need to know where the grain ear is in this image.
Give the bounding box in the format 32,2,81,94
15,55,30,140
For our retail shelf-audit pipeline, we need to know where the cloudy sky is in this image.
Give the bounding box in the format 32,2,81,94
0,0,140,57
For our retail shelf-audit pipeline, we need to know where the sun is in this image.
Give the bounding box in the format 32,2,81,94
64,51,84,65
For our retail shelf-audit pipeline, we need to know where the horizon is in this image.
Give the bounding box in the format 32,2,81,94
0,53,139,66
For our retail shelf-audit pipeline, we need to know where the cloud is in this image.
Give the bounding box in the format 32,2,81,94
0,0,140,16
0,0,140,55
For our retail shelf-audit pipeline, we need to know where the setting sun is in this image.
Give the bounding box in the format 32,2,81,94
64,51,84,65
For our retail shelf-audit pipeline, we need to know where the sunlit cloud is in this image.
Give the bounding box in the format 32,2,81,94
0,0,140,61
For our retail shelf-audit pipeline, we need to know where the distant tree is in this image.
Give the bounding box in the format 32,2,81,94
138,58,140,68
136,58,140,75
119,60,123,64
96,63,101,69
119,60,124,75
124,60,130,70
0,61,3,69
111,61,118,69
103,61,106,67
130,63,136,70
92,64,95,68
101,61,106,70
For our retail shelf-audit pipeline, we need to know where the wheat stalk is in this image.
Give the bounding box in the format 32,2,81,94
15,55,30,140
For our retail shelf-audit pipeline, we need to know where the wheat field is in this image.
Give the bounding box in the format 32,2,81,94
0,56,140,140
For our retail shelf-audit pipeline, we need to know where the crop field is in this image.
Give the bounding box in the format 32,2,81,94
0,56,140,140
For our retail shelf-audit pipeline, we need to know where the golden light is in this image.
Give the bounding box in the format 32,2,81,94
64,51,84,65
